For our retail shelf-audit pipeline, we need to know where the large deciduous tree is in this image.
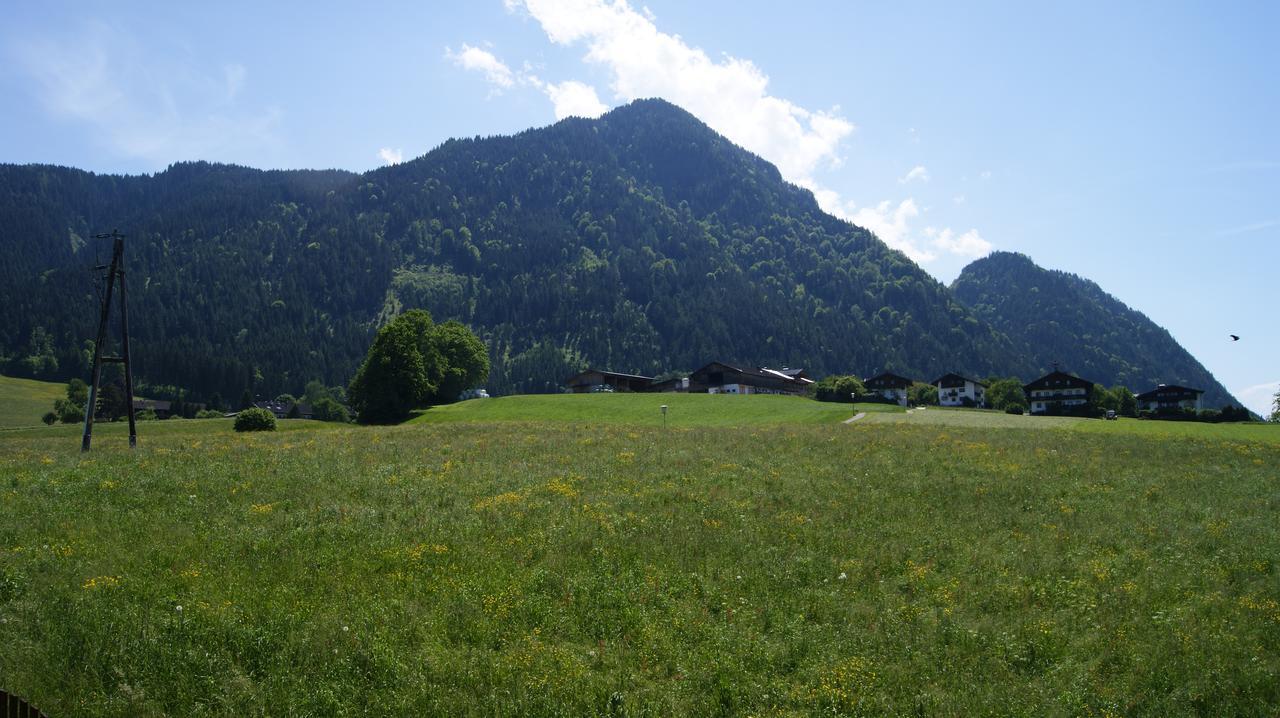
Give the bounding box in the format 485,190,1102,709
347,310,488,424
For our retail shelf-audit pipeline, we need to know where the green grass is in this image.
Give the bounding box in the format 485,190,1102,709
410,392,904,427
2,412,1278,716
0,374,67,429
862,405,1280,444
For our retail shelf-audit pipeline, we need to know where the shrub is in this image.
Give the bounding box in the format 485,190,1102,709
136,409,158,421
195,409,225,419
234,407,277,432
1005,406,1024,415
41,411,57,425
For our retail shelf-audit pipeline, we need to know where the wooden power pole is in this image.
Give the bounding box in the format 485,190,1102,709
82,230,137,451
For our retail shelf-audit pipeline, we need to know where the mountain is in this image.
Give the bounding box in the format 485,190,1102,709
0,99,1024,401
952,251,1238,407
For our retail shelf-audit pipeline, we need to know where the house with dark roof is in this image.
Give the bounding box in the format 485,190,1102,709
932,373,987,407
563,369,655,393
1136,384,1203,412
864,372,915,405
687,362,813,395
1023,370,1094,415
254,400,314,419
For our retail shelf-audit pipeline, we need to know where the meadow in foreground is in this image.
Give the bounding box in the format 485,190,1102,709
1,411,1277,716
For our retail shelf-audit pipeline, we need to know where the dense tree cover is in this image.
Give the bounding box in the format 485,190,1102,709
0,100,1221,403
952,252,1238,408
347,309,488,424
907,382,939,406
810,375,865,403
984,377,1028,412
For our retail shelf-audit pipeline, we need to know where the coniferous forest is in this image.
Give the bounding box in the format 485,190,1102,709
0,99,1237,408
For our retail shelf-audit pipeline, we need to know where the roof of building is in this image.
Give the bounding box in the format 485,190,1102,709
1135,384,1204,401
864,372,914,389
932,372,986,388
1023,370,1093,392
564,368,656,384
690,361,813,386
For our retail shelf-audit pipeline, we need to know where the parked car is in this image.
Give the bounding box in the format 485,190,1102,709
1105,409,1117,420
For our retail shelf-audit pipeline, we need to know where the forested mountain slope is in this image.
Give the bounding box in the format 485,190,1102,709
0,99,1022,401
952,251,1238,407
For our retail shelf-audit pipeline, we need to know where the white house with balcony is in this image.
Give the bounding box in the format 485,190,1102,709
932,373,987,407
1023,369,1094,415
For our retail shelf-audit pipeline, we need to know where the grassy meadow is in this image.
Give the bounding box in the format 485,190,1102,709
0,374,66,430
1,396,1278,715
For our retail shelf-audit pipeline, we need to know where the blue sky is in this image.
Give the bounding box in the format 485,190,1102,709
3,1,1277,415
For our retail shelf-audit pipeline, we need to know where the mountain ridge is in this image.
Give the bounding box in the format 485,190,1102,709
0,98,1229,408
952,250,1238,407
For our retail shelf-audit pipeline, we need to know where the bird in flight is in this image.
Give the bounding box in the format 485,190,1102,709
1230,334,1240,341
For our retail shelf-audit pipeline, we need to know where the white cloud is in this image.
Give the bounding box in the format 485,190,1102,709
952,194,966,205
506,0,853,197
925,227,992,258
445,43,516,89
850,199,935,263
13,22,281,167
1235,379,1279,418
979,170,993,180
543,80,607,119
899,165,929,184
378,147,404,165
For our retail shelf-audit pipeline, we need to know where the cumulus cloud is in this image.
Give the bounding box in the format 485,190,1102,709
505,0,853,196
378,147,404,165
899,165,929,184
925,227,992,258
1235,379,1279,418
850,199,935,263
445,43,516,89
542,80,608,119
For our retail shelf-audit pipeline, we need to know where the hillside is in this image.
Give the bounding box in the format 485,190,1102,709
952,251,1238,407
0,99,1022,402
0,374,65,429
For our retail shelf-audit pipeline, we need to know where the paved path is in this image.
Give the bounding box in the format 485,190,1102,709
842,412,867,424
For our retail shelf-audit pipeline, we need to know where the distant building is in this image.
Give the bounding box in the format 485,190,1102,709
688,362,813,395
648,376,692,393
864,372,914,405
132,399,172,419
563,369,655,394
1023,370,1093,415
932,373,986,407
1136,384,1203,412
254,400,314,419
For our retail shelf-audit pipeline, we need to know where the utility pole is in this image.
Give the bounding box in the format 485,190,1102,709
82,230,137,451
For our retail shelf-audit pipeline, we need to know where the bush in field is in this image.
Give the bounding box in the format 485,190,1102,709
41,411,57,425
312,397,350,423
195,409,225,419
907,382,939,406
234,407,276,432
136,409,158,421
811,375,865,403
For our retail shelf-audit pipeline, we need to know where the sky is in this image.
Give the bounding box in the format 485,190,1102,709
2,1,1277,415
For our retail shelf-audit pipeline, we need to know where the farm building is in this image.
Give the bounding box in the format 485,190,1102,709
254,400,314,419
1136,384,1203,412
1023,370,1094,415
131,399,172,419
932,373,987,407
563,369,655,393
864,372,915,405
687,362,812,395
